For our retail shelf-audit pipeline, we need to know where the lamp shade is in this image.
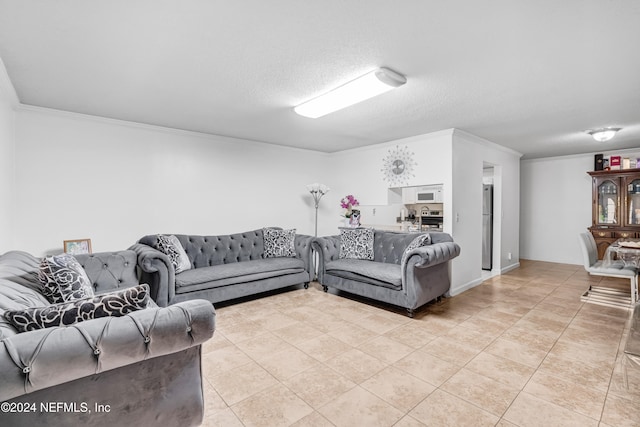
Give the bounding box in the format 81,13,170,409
586,128,621,142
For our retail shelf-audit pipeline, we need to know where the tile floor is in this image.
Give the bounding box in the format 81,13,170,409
199,260,640,426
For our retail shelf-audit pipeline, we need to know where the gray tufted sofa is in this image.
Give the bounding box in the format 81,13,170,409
131,228,314,307
313,231,460,317
0,250,215,427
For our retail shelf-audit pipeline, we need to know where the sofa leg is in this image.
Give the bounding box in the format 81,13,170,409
304,282,309,289
407,308,415,318
322,285,328,292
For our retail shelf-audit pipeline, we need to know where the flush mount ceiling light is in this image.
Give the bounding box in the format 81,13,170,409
586,127,622,142
294,67,407,118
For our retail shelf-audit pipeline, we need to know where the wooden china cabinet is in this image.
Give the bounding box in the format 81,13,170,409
588,169,640,259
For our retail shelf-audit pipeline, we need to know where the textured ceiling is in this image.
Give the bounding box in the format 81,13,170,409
0,1,639,158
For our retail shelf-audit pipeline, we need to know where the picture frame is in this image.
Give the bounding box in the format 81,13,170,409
63,239,92,255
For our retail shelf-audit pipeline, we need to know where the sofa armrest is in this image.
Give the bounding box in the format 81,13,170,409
295,234,314,278
403,242,461,270
129,243,174,307
312,236,340,282
0,299,215,402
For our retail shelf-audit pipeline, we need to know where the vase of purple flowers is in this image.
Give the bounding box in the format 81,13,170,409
340,195,360,227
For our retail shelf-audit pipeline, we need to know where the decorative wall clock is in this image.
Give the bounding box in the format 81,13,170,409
381,145,416,186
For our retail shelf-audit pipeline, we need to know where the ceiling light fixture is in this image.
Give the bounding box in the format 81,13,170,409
294,67,407,118
586,127,622,142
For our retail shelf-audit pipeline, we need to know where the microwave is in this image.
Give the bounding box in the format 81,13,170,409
416,186,443,203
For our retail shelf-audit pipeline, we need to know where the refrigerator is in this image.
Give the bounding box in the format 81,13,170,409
482,184,493,270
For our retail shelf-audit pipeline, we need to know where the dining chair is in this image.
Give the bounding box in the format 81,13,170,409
578,232,639,307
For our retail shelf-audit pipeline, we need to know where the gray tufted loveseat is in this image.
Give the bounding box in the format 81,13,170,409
313,231,460,317
131,228,314,307
0,250,215,427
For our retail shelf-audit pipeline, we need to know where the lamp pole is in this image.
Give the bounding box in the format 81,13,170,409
306,183,330,237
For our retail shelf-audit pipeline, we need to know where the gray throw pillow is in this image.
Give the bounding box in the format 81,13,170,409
263,228,297,258
39,253,95,304
4,284,150,333
156,234,191,273
402,233,431,264
339,227,374,260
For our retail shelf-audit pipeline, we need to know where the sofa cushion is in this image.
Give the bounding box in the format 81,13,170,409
263,228,296,258
175,258,306,292
39,253,95,303
156,234,191,273
339,228,374,260
4,284,150,333
326,259,402,290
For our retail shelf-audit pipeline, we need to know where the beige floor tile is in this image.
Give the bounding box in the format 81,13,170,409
218,319,268,343
504,392,599,427
289,411,335,427
500,324,559,352
258,311,300,331
272,322,325,346
484,337,548,368
360,366,436,412
259,346,320,381
235,331,297,361
523,371,606,420
201,407,244,427
421,335,483,365
495,419,519,427
202,332,234,353
393,415,426,427
549,340,618,370
231,383,313,427
409,389,499,426
465,351,535,389
294,333,352,362
208,360,278,406
383,322,437,349
325,348,387,383
327,323,379,346
201,342,254,374
202,378,229,417
441,368,519,416
537,353,613,392
601,393,640,427
358,312,411,334
318,386,404,427
283,364,356,409
394,351,460,387
358,335,414,364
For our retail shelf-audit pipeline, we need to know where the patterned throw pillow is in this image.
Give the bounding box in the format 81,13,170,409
263,228,297,258
339,227,374,260
155,235,191,273
401,233,432,264
39,253,95,303
4,284,150,333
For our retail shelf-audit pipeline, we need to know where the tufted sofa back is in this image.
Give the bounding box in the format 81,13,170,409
0,250,140,340
139,229,267,269
316,230,454,264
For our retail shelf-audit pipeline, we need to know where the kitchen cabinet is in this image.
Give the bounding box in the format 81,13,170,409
402,187,416,204
588,169,640,258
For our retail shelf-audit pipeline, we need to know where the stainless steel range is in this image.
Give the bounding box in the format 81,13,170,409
420,206,443,232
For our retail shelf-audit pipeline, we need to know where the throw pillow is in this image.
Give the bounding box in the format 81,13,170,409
4,284,150,333
339,227,374,260
401,233,431,264
263,228,297,258
39,253,95,304
156,234,191,273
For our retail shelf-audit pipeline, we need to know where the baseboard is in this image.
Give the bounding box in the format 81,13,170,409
501,262,520,274
449,277,484,296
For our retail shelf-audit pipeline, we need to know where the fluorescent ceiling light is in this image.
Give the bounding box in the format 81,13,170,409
294,67,407,118
586,127,622,142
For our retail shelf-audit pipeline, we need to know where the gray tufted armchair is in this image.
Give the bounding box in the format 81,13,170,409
0,250,215,427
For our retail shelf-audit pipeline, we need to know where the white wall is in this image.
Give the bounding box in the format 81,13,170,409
325,130,454,232
451,130,522,294
13,107,328,255
521,149,640,265
0,58,17,253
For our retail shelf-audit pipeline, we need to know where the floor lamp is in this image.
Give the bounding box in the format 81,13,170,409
306,183,330,237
